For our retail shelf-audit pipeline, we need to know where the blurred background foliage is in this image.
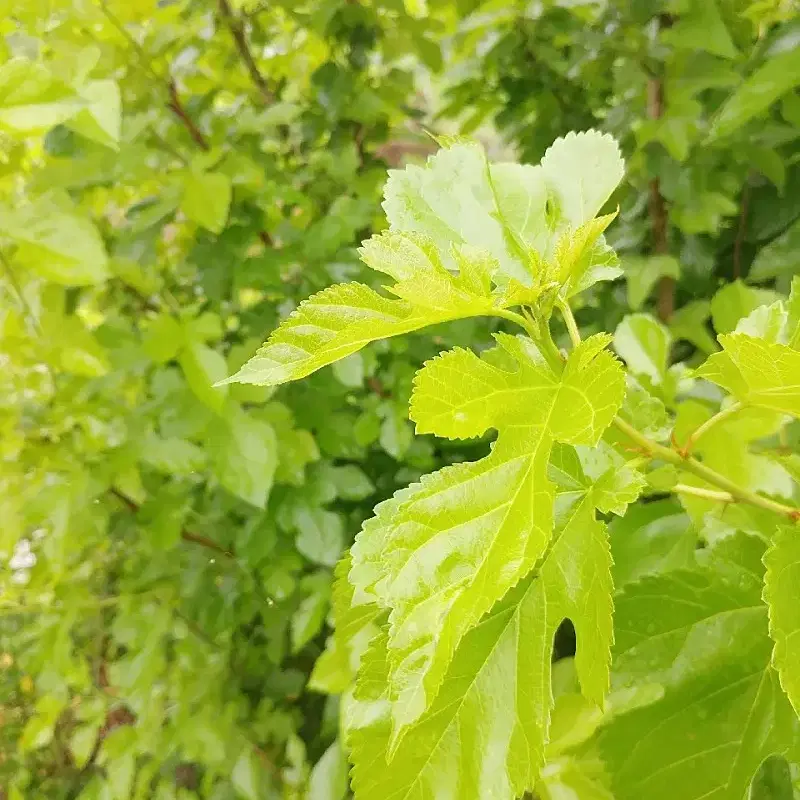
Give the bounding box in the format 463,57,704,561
0,0,798,797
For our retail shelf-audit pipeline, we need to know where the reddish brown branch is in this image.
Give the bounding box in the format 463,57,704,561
647,75,674,322
733,181,751,280
217,0,273,103
167,80,210,151
109,488,234,557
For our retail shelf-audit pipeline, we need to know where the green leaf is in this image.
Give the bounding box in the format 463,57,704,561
539,129,625,228
65,79,121,150
600,534,799,800
624,254,680,310
179,342,229,414
0,198,109,285
295,507,345,567
219,279,492,387
309,740,349,800
695,334,800,417
608,499,694,588
711,46,800,140
181,171,232,234
0,58,82,134
613,313,671,384
232,749,260,800
349,334,624,751
211,407,277,508
748,755,794,800
750,219,800,281
291,579,330,653
142,433,207,477
617,375,671,440
764,525,800,717
711,280,781,335
663,0,738,60
347,493,613,799
309,556,382,695
143,315,184,364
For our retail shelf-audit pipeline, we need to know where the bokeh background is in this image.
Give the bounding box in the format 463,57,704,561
1,0,798,797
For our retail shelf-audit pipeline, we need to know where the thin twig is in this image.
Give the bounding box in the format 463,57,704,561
681,401,744,456
217,0,273,103
613,417,800,522
110,488,234,556
167,80,210,151
647,73,674,322
733,180,751,280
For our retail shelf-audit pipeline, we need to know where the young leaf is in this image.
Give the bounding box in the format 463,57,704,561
695,334,800,417
348,334,624,751
540,130,624,228
347,493,613,800
764,525,800,717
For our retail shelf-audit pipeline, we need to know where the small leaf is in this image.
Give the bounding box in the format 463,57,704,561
309,740,349,800
179,342,229,413
540,129,625,227
613,313,671,384
710,280,781,335
0,198,109,286
182,171,232,234
711,46,800,139
66,79,121,149
624,254,680,310
211,407,277,508
750,218,800,281
295,507,345,567
232,749,260,800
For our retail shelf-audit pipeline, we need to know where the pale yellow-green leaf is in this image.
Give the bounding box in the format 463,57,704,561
695,334,800,418
347,494,613,800
349,334,623,751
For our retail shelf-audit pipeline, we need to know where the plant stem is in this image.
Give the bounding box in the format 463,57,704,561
110,487,234,556
673,484,735,503
217,0,273,103
558,300,581,348
499,305,798,523
612,417,800,522
493,309,563,371
682,401,744,455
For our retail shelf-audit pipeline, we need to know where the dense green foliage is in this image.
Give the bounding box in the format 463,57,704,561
1,2,799,799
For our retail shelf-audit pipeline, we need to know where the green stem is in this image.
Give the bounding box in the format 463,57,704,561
491,309,563,371
682,401,744,455
613,417,799,522
557,299,581,348
499,303,800,523
672,484,734,504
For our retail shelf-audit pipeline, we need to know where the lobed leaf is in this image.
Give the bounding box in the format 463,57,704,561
349,334,624,752
347,493,613,800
